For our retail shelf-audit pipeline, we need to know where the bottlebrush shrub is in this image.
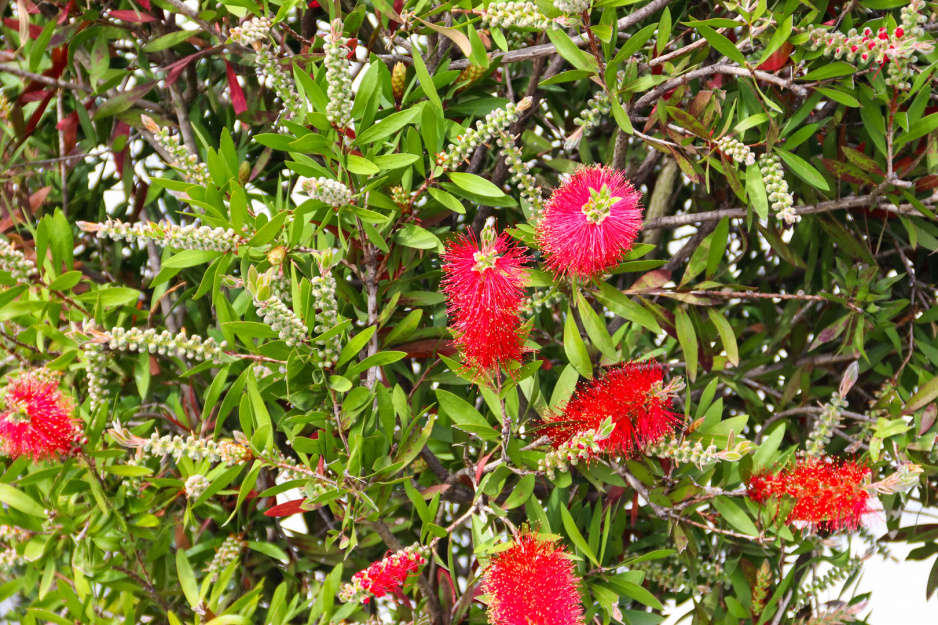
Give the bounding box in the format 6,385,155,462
3,1,938,625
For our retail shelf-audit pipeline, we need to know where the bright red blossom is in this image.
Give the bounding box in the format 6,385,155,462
0,371,81,461
747,457,874,532
441,226,530,377
536,166,644,279
482,532,583,625
542,362,682,459
341,547,426,604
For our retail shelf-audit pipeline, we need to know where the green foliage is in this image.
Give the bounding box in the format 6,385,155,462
1,1,938,624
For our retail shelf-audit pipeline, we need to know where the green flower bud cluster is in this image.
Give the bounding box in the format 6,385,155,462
136,433,249,465
554,0,591,14
230,17,271,47
246,267,309,346
0,238,37,281
521,288,565,314
759,154,797,225
715,136,755,166
480,2,572,31
184,474,211,500
269,273,293,304
272,449,310,481
0,548,23,570
805,0,931,91
311,271,341,368
81,219,242,252
806,393,848,458
0,94,10,122
647,435,750,469
102,327,227,362
498,132,544,220
141,116,210,184
83,345,109,412
255,47,307,121
437,97,532,169
793,557,862,613
259,295,309,347
230,17,305,121
630,557,723,592
567,90,612,150
206,535,246,582
323,19,354,128
301,177,353,208
0,525,30,544
538,429,602,479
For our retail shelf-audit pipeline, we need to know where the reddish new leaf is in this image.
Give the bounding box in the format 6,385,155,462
225,59,247,114
264,499,306,517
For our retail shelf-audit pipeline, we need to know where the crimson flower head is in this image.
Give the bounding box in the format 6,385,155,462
441,218,530,378
0,370,82,462
340,546,426,604
536,166,643,279
542,362,682,459
482,531,583,625
747,456,874,532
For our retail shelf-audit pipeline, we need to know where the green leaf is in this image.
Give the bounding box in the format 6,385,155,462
77,287,140,307
346,155,380,176
905,375,938,413
411,49,442,110
162,250,223,269
546,28,598,73
47,271,82,291
774,148,830,191
609,579,664,610
575,291,616,361
800,62,856,81
143,30,199,52
394,224,442,250
502,475,535,509
674,308,698,382
175,549,200,609
696,25,747,66
437,390,499,441
247,541,290,563
707,308,739,366
247,211,289,247
760,14,793,64
356,106,422,145
559,504,599,566
447,172,505,197
711,496,759,536
746,163,769,220
337,326,376,368
564,305,593,378
0,483,45,517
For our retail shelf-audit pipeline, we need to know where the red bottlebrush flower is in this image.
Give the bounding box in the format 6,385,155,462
441,221,530,377
340,547,427,604
0,370,81,462
536,166,644,279
895,27,905,38
747,456,874,532
482,532,583,625
541,362,682,459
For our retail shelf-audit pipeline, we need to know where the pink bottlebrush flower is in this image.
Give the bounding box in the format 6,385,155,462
482,532,583,625
340,547,427,604
536,166,644,279
541,362,682,459
748,456,874,532
0,370,82,462
441,220,530,377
